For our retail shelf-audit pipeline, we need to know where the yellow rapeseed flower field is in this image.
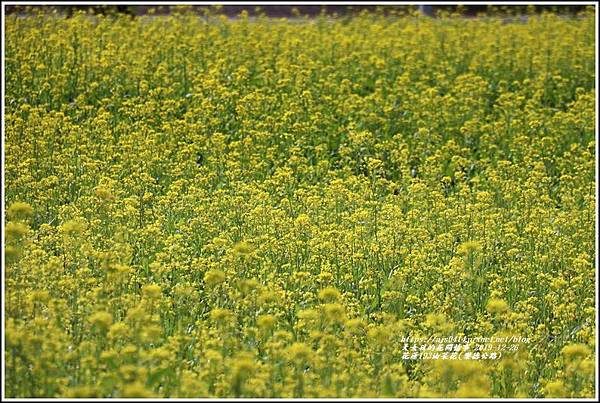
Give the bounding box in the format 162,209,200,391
3,6,596,398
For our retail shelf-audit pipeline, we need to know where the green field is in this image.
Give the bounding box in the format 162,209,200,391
4,8,596,398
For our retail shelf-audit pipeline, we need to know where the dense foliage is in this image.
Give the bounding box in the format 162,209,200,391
4,8,596,398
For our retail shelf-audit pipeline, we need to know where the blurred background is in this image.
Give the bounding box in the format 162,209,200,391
5,4,590,17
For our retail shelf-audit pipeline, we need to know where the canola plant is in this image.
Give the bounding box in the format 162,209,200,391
4,7,596,398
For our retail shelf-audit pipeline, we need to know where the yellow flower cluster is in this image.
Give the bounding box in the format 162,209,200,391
4,7,595,398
